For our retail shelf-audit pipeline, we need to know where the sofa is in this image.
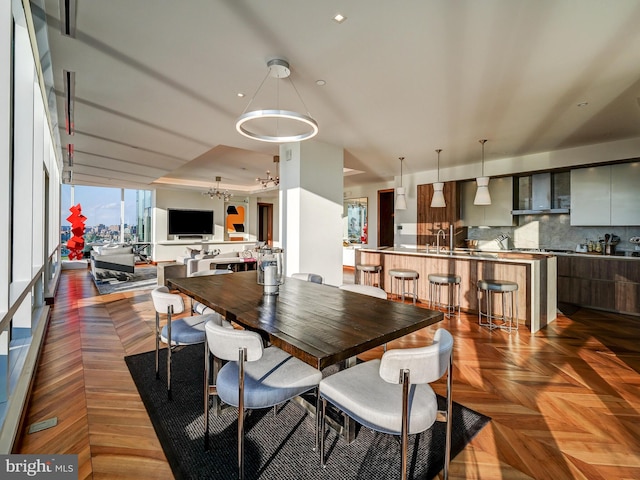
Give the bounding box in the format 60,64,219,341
176,247,258,277
90,244,136,281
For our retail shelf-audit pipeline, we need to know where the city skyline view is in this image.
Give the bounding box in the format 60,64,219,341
61,185,139,227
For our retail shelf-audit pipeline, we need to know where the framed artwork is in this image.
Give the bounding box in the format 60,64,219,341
226,201,248,240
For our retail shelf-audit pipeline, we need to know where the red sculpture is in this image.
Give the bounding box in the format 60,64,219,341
66,203,87,260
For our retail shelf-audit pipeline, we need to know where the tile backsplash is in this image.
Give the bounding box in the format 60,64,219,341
467,214,640,253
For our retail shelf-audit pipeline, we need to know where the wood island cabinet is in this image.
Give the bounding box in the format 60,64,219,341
357,247,557,333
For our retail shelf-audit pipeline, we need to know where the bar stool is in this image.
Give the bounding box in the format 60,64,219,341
428,273,461,318
477,279,519,333
356,264,382,286
388,269,419,305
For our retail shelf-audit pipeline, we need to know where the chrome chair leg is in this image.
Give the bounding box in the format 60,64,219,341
167,305,173,400
401,369,410,480
155,311,160,379
204,340,210,450
237,347,247,480
314,386,321,452
320,398,326,468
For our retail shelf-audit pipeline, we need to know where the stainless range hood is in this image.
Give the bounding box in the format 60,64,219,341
512,172,570,215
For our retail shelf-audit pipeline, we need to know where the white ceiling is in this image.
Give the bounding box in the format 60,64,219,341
35,0,640,195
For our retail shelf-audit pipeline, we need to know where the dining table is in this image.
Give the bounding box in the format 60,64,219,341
167,270,444,442
167,270,444,370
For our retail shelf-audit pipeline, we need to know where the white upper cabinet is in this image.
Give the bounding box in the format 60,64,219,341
610,162,640,226
570,167,611,225
461,177,514,227
571,162,640,226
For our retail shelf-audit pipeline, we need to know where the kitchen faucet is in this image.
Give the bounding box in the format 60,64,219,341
436,229,446,254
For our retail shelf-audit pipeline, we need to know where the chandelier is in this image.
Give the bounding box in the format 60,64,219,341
236,58,318,143
203,176,232,201
257,156,280,188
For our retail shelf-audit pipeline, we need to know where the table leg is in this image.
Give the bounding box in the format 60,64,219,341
340,356,357,443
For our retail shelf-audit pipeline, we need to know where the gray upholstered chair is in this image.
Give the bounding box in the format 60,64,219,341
318,328,454,480
291,272,323,284
151,286,230,399
189,269,232,315
339,284,388,299
204,321,322,480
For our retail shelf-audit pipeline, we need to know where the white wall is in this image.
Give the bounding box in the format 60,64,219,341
281,141,344,286
152,187,280,261
343,180,394,249
0,0,62,449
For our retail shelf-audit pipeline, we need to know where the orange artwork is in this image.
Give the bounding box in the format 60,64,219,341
226,205,245,239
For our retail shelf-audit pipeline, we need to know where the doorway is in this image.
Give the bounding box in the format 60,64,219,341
378,189,395,247
258,202,273,246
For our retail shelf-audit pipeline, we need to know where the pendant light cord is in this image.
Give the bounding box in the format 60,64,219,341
435,149,442,182
479,139,487,176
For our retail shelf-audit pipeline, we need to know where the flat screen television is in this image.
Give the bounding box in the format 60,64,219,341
167,209,214,236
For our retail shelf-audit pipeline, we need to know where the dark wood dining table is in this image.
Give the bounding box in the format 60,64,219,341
167,270,444,370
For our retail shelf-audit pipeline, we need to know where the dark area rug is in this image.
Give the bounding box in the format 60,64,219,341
94,266,157,295
125,344,490,480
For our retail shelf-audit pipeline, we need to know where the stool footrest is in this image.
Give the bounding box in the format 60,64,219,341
388,269,419,305
477,281,519,334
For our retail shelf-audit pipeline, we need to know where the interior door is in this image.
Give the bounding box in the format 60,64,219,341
378,189,395,247
258,202,273,246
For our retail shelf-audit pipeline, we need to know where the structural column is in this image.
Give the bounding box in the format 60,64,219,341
279,141,343,286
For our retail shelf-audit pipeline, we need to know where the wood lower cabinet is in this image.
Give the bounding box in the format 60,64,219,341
557,255,640,315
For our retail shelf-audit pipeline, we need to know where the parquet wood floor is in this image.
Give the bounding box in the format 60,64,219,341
14,267,640,479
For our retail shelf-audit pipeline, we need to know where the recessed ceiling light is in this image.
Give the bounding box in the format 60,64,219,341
237,92,245,98
333,13,347,24
316,80,326,86
577,101,588,107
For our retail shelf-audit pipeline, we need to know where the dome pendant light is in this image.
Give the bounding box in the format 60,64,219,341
396,157,407,210
431,149,446,208
474,139,492,205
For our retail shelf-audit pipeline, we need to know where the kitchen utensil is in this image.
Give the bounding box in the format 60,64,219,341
604,233,610,244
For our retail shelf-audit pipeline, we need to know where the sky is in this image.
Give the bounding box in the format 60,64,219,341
61,185,139,227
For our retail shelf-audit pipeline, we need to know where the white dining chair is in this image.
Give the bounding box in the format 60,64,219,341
204,321,322,480
318,328,454,480
291,272,323,284
339,284,388,299
339,284,389,350
151,286,230,399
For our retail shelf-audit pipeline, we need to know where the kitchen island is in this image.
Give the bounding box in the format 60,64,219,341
356,247,557,333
